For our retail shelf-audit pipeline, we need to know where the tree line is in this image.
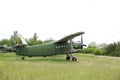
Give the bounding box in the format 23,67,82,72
0,31,43,47
82,41,120,57
0,31,56,47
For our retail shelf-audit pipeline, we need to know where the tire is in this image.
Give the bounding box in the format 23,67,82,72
21,57,25,60
66,56,71,60
72,57,77,61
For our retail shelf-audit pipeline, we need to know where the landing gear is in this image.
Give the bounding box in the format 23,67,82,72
16,56,25,60
66,55,71,60
21,56,25,60
66,53,77,61
72,57,77,61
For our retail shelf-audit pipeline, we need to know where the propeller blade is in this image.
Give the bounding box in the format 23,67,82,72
81,35,83,44
81,35,87,47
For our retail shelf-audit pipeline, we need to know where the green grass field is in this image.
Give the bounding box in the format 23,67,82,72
0,53,120,80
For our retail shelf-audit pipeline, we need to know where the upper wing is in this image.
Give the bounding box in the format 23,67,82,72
55,32,85,43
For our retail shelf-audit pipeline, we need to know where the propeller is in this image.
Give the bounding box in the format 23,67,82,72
69,34,86,53
81,34,86,47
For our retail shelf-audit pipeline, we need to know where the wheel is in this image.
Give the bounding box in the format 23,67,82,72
72,57,77,61
21,57,25,60
66,55,71,60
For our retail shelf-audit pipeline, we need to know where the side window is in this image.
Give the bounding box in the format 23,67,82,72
56,45,65,48
56,46,60,48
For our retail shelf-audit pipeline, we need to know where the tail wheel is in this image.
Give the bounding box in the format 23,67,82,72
72,57,77,61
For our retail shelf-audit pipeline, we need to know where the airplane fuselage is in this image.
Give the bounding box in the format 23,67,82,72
15,32,85,61
16,42,71,57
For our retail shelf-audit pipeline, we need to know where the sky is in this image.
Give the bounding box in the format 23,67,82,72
0,0,120,45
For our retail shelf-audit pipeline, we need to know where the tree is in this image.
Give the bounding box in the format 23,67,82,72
27,38,43,46
33,33,38,41
82,42,106,55
82,42,97,53
115,42,120,51
10,31,22,46
97,43,107,49
105,42,117,55
0,39,10,45
27,33,43,46
44,38,55,43
105,41,120,56
88,42,97,48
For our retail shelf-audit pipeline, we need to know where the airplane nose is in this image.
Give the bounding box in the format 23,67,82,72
73,42,86,49
73,42,82,49
73,34,86,49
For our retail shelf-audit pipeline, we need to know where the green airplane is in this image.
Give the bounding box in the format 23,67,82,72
15,32,86,61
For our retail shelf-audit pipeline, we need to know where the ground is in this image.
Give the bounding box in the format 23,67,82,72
0,53,120,80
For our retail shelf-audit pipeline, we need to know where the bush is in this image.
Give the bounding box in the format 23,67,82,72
105,42,120,57
93,49,105,55
108,52,120,57
82,48,95,54
105,43,117,55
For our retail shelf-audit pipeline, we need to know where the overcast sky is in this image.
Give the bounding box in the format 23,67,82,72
0,0,120,45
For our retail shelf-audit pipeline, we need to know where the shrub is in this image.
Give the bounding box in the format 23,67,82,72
93,49,105,55
82,48,95,54
108,52,120,57
105,42,120,57
105,43,117,55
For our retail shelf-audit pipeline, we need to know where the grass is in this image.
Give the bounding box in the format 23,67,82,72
0,53,120,80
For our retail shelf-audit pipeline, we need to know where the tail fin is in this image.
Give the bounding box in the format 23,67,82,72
18,34,28,45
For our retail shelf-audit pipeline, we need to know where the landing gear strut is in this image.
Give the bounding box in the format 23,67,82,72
66,53,77,61
66,54,71,60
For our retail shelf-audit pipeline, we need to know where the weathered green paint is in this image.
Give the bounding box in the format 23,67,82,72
16,42,71,57
15,32,85,58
